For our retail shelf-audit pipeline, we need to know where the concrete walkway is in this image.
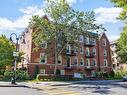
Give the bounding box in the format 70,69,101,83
0,82,29,87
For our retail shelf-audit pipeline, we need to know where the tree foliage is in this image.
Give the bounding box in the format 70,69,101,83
111,0,127,63
116,27,127,63
29,0,103,73
0,35,15,68
29,0,102,53
111,0,127,20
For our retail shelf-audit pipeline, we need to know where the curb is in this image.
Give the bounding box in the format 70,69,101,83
0,84,30,87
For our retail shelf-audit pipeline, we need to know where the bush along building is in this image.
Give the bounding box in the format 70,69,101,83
18,25,112,78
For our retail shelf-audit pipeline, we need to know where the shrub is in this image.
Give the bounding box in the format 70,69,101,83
109,70,115,78
0,70,5,75
4,70,29,80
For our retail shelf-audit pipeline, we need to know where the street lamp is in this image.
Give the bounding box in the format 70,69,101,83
10,33,19,84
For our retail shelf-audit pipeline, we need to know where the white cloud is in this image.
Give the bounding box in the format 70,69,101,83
0,6,44,31
66,0,77,5
109,35,120,41
94,7,122,24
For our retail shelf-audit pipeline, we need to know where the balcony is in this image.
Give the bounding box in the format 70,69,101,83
85,53,95,58
84,41,96,47
66,50,76,56
64,66,76,70
85,66,95,70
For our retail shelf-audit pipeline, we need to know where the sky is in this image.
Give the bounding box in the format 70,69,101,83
0,0,124,41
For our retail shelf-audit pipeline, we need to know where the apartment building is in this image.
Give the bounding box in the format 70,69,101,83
18,26,112,78
110,40,120,70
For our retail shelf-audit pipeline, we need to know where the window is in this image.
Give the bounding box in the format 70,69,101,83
58,55,62,64
86,37,89,44
40,69,45,74
67,45,71,53
80,46,84,54
102,39,106,46
74,46,78,53
41,42,47,48
80,58,84,66
104,59,108,67
104,49,107,56
74,57,78,65
92,48,96,55
86,47,90,56
40,53,46,64
91,38,96,45
86,59,90,66
92,59,96,66
79,35,84,42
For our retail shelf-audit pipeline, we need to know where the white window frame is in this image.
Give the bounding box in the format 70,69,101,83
104,59,108,67
92,48,96,55
40,53,47,64
102,39,106,46
79,35,84,42
67,44,71,53
104,49,107,56
91,38,96,45
86,59,90,67
86,47,90,56
58,55,62,65
40,69,45,74
74,46,78,53
80,46,84,54
41,42,47,49
92,59,96,66
86,37,89,44
74,57,78,66
79,58,84,66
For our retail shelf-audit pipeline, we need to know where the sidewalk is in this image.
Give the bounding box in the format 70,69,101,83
0,82,29,87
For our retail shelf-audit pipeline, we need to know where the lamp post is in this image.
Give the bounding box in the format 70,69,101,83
10,33,19,84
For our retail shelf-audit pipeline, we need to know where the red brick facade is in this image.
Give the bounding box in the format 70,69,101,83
19,27,112,78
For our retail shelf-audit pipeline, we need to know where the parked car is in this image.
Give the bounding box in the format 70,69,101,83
123,76,127,81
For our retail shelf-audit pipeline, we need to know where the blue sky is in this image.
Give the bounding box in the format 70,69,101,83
0,0,123,41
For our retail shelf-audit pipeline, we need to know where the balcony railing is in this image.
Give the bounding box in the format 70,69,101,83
66,50,77,56
85,52,95,58
84,41,96,47
64,66,76,70
85,66,95,70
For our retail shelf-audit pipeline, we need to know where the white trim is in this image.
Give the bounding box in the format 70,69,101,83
92,48,96,55
58,55,62,65
40,69,45,74
92,59,97,66
86,59,90,67
74,57,78,66
104,49,107,56
79,58,84,66
86,47,90,56
80,46,84,54
40,53,47,64
79,35,84,42
104,59,108,67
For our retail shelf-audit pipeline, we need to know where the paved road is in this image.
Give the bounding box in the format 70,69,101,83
27,80,127,95
0,80,127,95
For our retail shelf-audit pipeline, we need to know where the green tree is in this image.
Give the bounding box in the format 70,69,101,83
111,0,127,20
110,0,127,63
116,27,127,63
0,35,14,69
29,0,103,74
